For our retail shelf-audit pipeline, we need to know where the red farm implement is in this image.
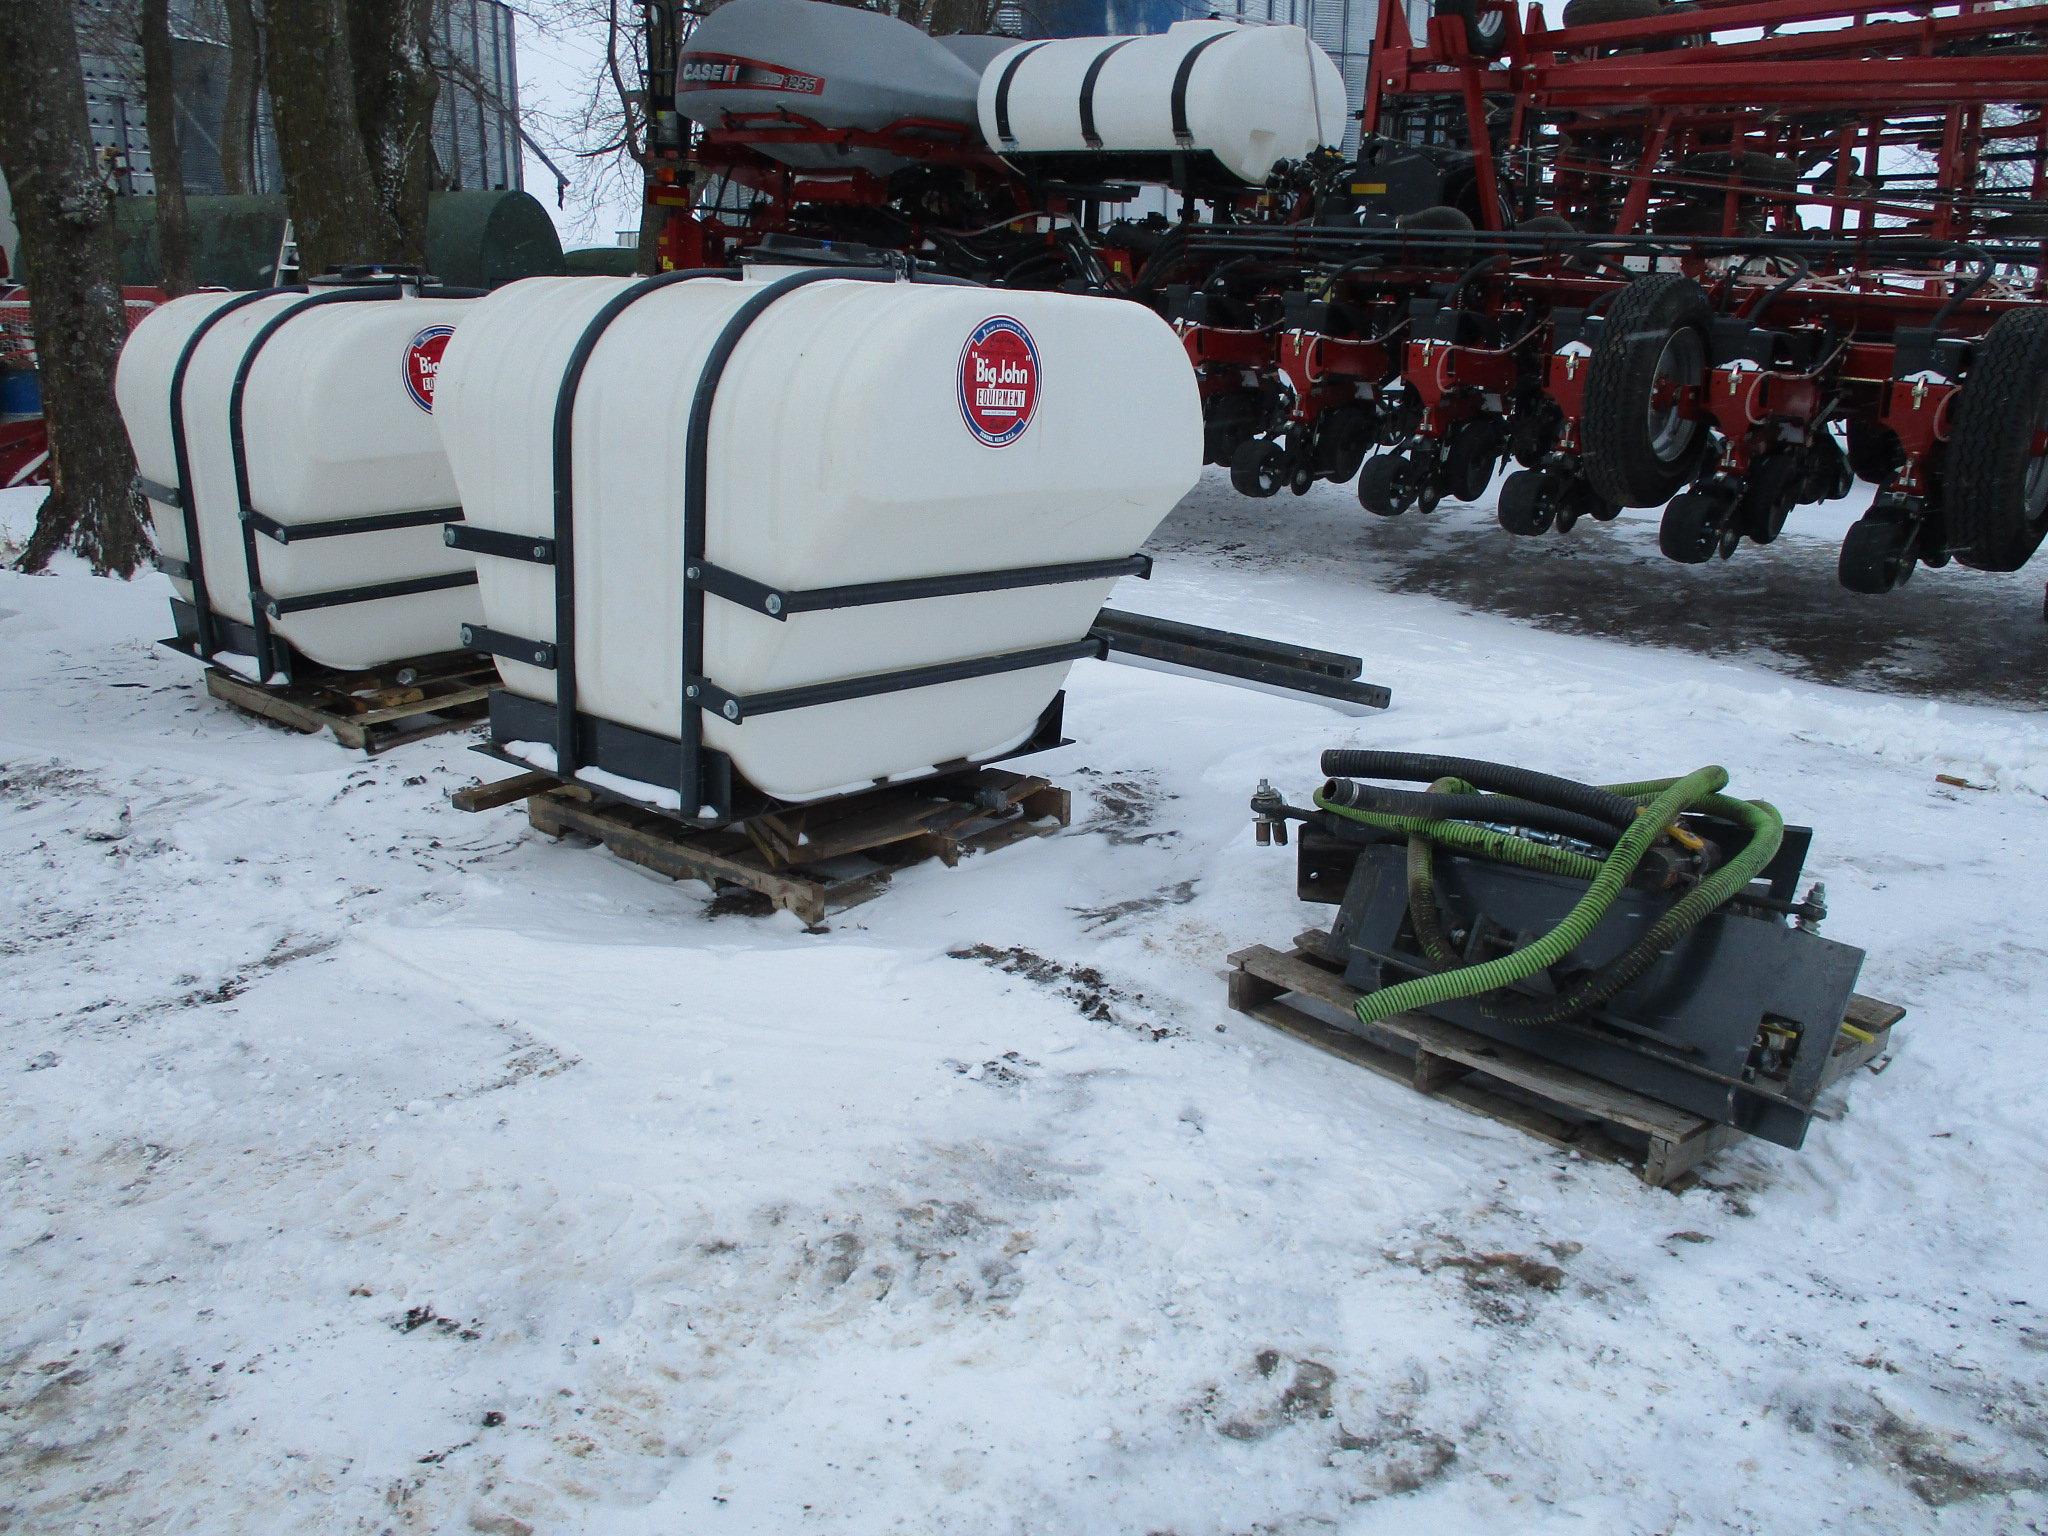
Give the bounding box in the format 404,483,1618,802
640,0,2048,600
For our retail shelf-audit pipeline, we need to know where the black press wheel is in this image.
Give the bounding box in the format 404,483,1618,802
1582,274,1714,508
1497,470,1556,535
1838,512,1918,594
1659,488,1729,563
1943,307,2048,571
1315,405,1377,485
1443,417,1506,501
1359,450,1426,517
1230,438,1288,499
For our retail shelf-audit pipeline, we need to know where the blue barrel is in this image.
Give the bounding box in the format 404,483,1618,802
0,369,40,423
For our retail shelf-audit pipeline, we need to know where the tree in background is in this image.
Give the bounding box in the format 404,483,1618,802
220,0,264,195
0,0,148,576
141,0,197,294
265,0,399,272
349,0,441,262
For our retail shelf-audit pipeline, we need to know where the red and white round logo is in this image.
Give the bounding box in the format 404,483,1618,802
402,325,455,413
959,315,1040,448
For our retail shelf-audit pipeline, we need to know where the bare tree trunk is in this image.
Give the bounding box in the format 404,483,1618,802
0,0,148,576
350,0,439,266
220,0,259,195
266,0,393,274
141,0,195,295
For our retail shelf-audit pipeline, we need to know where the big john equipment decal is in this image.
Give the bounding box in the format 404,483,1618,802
959,316,1040,448
403,325,455,413
675,53,825,95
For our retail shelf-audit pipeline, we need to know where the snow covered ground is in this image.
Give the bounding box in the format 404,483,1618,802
2,479,2044,1535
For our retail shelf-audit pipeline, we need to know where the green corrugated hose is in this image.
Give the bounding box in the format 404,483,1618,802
1313,765,1785,1028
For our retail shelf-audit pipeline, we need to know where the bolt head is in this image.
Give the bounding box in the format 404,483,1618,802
722,700,740,720
684,684,698,699
765,594,783,616
533,544,548,560
460,626,474,644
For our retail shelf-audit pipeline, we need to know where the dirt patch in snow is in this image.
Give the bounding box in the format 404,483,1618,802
948,943,1175,1039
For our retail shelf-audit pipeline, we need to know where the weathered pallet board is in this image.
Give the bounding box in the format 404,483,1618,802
203,657,492,755
509,768,1070,925
1227,932,1902,1189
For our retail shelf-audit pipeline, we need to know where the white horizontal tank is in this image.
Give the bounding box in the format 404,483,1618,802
978,21,1348,185
117,287,480,673
434,268,1201,808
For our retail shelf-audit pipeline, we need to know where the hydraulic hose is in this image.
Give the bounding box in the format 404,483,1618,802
1320,776,1624,849
1314,782,1608,882
1319,749,1640,830
1402,781,1785,1028
1312,761,1783,1029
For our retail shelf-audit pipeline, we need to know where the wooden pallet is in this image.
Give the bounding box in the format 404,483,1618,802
203,655,493,754
486,767,1070,925
1227,930,1903,1189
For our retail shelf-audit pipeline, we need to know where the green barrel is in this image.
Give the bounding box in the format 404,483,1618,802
113,190,566,290
425,190,566,288
563,245,642,276
114,194,289,289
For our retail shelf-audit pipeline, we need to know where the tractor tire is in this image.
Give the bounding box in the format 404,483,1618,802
1516,214,1579,237
1582,274,1714,508
1396,205,1476,267
1943,307,2048,571
1844,417,1903,486
1678,151,1802,188
1436,0,1509,56
1985,210,2048,240
1561,0,1659,26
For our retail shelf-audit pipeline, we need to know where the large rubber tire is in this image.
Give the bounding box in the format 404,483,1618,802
1678,152,1802,188
1436,0,1509,56
1516,214,1578,237
1396,205,1475,268
1561,0,1659,25
1944,308,2048,571
1582,274,1714,508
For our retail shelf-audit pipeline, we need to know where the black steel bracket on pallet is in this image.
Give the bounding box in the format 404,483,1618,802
1092,607,1393,711
152,279,478,684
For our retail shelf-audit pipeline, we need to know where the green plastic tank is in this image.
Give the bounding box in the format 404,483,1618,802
564,245,641,276
113,190,567,290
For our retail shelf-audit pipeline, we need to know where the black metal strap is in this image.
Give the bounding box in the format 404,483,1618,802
692,637,1104,724
166,287,297,659
228,286,408,673
681,265,959,818
243,504,462,544
688,553,1151,621
157,552,191,580
255,569,478,619
461,622,556,669
445,523,556,564
993,41,1049,147
1171,31,1231,147
1079,39,1135,150
549,267,738,785
135,474,182,508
